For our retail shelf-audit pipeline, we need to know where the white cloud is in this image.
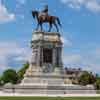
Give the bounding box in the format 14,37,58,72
61,0,100,13
0,3,15,23
63,53,82,65
0,0,1,4
86,0,100,12
61,37,72,47
62,48,100,74
16,0,26,5
0,41,31,72
89,64,100,73
82,47,100,73
95,48,100,56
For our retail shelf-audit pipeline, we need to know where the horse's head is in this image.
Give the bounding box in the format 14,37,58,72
32,10,38,19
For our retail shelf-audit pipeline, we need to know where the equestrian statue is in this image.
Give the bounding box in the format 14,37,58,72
32,5,62,32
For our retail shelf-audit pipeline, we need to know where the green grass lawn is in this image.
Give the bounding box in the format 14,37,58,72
0,97,100,100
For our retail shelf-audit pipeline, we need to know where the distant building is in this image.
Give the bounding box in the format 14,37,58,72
64,67,84,84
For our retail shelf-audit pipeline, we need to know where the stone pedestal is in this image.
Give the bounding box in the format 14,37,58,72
21,31,64,86
26,31,63,75
3,31,96,95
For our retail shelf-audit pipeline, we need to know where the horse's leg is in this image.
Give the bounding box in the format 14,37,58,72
48,23,52,32
36,23,39,30
40,22,43,31
54,22,59,32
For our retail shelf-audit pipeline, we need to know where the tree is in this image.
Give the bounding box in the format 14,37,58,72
17,62,29,82
2,69,18,84
79,71,96,85
94,76,100,90
0,76,3,86
89,72,96,84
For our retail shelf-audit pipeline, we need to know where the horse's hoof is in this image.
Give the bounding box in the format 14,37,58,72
35,29,38,31
48,30,50,32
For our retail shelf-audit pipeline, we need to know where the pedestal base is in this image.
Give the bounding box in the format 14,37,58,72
3,67,96,95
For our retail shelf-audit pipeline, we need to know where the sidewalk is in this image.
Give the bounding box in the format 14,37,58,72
0,91,100,97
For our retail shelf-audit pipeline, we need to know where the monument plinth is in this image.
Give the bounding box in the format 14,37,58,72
3,31,96,95
21,31,64,85
26,31,63,74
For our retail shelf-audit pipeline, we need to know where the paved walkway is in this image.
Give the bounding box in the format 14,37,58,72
0,91,100,97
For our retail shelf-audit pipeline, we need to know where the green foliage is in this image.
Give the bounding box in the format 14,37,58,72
79,71,96,85
0,76,3,86
95,77,100,90
0,62,29,85
2,69,18,84
17,62,29,82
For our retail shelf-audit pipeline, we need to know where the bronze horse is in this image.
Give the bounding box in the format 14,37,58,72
32,10,62,32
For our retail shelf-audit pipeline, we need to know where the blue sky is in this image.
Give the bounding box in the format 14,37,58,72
0,0,100,74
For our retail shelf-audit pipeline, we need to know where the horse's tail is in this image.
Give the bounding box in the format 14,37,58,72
56,17,62,27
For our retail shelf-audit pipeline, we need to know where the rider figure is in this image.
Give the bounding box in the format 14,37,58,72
42,5,48,16
39,5,48,19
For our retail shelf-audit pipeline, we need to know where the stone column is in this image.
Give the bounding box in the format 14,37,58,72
55,46,63,68
52,47,56,68
31,48,37,65
58,47,63,67
56,47,59,67
37,45,41,67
